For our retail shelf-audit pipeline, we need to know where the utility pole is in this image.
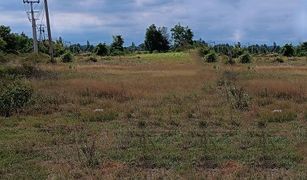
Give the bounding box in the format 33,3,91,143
23,0,39,53
44,0,55,63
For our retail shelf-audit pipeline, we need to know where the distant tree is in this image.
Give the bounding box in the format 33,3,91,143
111,35,124,52
171,23,194,49
282,44,295,57
69,44,82,54
128,42,137,52
86,40,95,52
95,43,109,56
144,24,170,52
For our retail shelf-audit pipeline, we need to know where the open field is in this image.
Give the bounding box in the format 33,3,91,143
0,52,307,179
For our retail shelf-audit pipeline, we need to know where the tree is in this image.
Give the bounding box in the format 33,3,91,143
111,35,124,52
144,24,170,52
95,43,109,56
171,24,194,49
282,44,295,57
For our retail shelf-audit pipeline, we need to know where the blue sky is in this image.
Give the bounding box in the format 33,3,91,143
0,0,306,45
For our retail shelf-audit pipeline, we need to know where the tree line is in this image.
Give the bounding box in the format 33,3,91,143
1,24,307,58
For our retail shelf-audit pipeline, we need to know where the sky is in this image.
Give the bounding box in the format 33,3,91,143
0,0,307,45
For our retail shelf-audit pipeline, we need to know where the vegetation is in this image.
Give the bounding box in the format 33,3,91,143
0,23,307,179
239,52,252,64
145,24,170,52
61,51,74,63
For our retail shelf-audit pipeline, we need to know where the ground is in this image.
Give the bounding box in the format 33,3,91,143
0,52,306,179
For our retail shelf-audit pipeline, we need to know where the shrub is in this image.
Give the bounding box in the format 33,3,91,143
0,80,33,117
199,47,210,57
205,51,218,63
239,53,252,64
61,51,73,63
88,56,98,62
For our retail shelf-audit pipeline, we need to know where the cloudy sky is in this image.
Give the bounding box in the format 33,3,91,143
0,0,306,45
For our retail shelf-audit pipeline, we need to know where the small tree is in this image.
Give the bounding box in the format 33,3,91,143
95,43,109,56
282,44,295,57
110,35,124,54
240,52,252,64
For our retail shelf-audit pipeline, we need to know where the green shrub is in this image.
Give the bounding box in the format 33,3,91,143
0,80,33,117
239,53,252,64
205,51,218,63
61,51,73,63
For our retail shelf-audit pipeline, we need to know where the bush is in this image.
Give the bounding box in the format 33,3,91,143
61,51,73,63
205,51,218,63
199,47,210,57
88,56,98,62
0,80,33,117
239,53,252,64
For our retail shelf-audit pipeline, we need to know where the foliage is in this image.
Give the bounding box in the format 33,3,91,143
0,80,33,117
95,43,109,56
239,52,252,64
61,51,73,63
205,51,218,63
282,44,295,57
0,25,32,53
171,23,194,49
145,24,170,52
198,46,210,57
110,35,124,54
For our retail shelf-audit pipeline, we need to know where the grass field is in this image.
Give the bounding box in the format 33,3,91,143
0,52,307,179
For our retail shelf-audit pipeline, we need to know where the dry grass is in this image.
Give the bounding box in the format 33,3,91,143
0,53,306,179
